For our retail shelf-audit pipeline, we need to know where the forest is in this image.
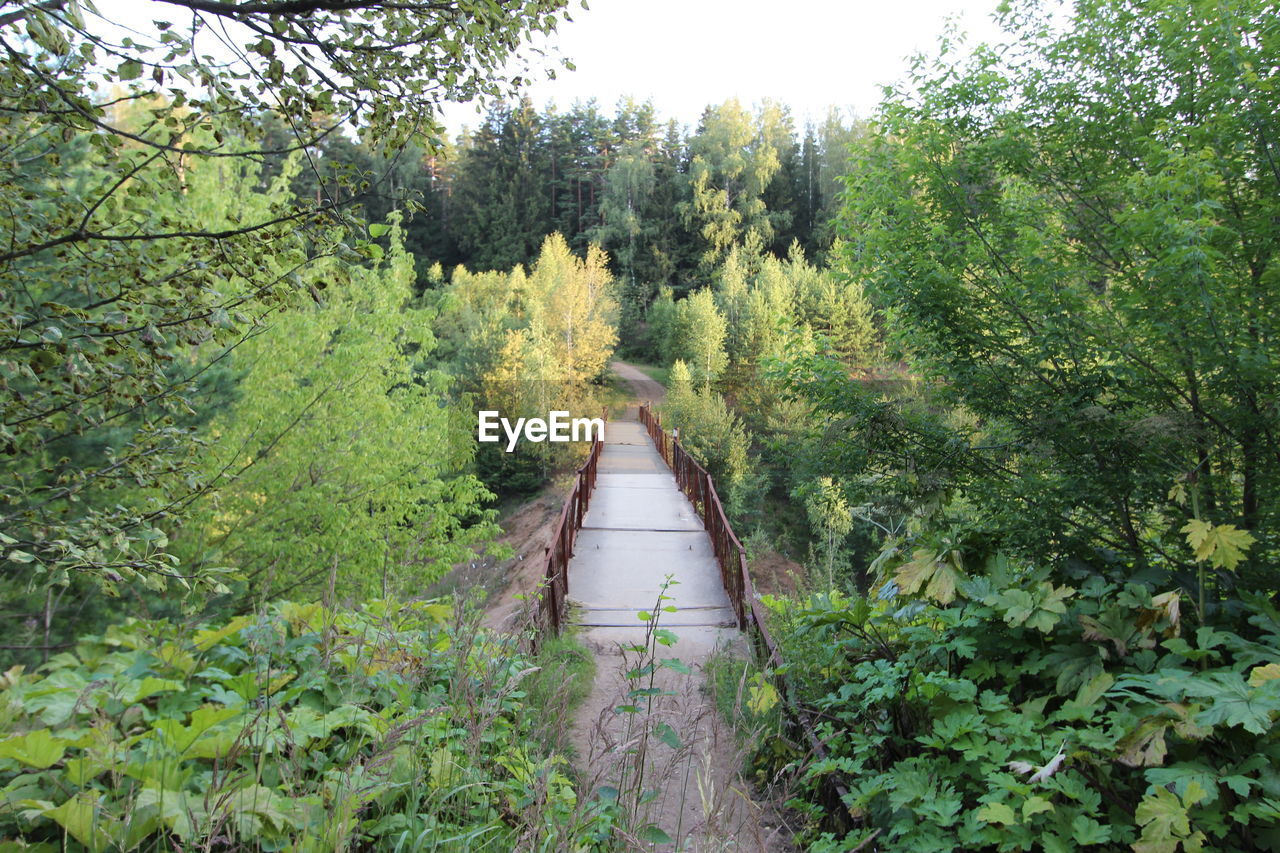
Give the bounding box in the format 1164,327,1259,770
2,0,1280,850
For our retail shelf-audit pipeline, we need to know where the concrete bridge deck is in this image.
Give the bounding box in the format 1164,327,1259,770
568,419,736,629
565,403,782,849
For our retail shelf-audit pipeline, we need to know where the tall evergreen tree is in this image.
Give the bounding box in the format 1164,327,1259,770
796,124,823,254
452,99,553,270
671,289,729,387
758,100,802,254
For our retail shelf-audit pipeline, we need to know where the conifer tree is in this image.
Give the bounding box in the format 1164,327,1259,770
672,289,729,387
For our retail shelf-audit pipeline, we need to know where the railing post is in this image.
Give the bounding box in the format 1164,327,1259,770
565,507,573,558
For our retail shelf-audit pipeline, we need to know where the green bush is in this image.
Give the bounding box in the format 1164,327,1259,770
760,564,1280,851
0,601,603,850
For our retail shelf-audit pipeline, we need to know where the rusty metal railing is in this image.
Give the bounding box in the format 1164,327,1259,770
535,410,606,642
638,400,851,828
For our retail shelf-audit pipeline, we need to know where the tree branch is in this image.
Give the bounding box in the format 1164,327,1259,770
0,202,342,265
0,0,65,29
152,0,453,19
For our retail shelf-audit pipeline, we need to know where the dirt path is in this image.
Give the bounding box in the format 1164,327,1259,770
611,360,667,404
571,624,790,850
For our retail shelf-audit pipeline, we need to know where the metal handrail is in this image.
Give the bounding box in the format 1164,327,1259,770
534,408,606,643
638,400,851,827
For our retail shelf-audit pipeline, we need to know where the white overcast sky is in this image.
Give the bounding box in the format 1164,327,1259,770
95,0,1008,138
441,0,1008,134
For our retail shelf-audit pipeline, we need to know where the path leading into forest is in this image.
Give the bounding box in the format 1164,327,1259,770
610,360,667,404
566,365,792,850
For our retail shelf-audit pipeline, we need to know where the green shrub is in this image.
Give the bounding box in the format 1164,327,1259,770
523,632,596,757
0,600,603,850
759,564,1280,851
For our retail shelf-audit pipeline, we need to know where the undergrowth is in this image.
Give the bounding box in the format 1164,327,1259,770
753,565,1280,851
525,631,596,757
0,599,611,850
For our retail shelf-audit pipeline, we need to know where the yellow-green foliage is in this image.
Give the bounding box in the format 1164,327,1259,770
661,360,751,492
0,601,599,850
178,217,497,602
179,216,494,601
434,233,619,489
438,232,618,393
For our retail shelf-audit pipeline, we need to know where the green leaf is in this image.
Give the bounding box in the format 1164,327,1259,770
134,787,205,841
1073,670,1114,708
660,657,690,674
895,548,963,604
747,676,778,715
369,223,390,238
1071,814,1112,845
895,549,939,596
1134,782,1205,851
117,60,142,80
1181,519,1255,570
996,582,1073,633
1184,672,1278,735
428,746,458,788
64,755,114,786
129,677,184,703
1222,775,1255,797
638,825,673,844
654,722,681,749
1145,766,1219,805
1118,718,1168,767
44,794,114,852
1042,835,1073,853
1248,663,1280,686
153,704,242,754
26,13,70,55
1023,795,1054,819
0,729,69,768
977,801,1017,825
191,615,253,651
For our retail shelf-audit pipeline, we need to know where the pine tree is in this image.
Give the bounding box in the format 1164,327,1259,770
647,286,678,365
672,289,729,387
451,99,553,270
